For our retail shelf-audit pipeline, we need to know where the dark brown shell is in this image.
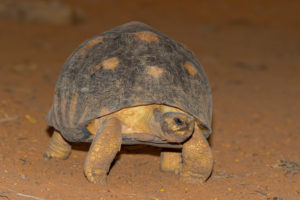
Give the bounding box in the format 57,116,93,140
47,21,212,142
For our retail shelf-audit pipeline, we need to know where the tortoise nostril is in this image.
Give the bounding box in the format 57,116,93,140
174,118,183,126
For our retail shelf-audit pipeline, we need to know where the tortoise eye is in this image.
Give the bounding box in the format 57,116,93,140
174,118,183,126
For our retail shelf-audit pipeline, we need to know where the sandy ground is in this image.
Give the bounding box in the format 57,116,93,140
0,0,300,199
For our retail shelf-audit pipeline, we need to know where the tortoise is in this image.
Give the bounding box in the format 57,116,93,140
44,21,213,185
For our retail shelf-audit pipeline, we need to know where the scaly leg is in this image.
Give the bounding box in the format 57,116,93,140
181,125,213,183
44,129,72,160
160,151,182,175
84,117,122,185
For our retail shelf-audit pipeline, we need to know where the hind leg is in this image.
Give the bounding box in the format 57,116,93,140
44,129,72,160
84,117,122,185
160,151,182,175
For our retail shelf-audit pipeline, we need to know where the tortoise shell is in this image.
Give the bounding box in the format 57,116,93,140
47,21,212,142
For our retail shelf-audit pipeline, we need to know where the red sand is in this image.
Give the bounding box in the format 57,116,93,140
0,0,299,199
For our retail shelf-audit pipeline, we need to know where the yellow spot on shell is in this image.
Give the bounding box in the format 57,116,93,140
160,188,165,192
68,93,78,126
77,36,104,56
135,31,159,42
92,57,119,73
60,94,68,125
25,114,36,124
184,61,197,76
147,66,164,78
78,107,89,124
102,57,119,70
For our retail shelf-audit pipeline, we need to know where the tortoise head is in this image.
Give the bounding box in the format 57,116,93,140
153,109,195,143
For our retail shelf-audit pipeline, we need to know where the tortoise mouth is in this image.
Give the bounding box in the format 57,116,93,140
162,131,192,143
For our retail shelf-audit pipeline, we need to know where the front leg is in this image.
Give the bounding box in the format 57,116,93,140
84,117,122,185
181,125,213,183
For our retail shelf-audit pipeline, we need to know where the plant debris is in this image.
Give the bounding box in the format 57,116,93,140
271,159,300,177
0,192,9,200
25,114,36,124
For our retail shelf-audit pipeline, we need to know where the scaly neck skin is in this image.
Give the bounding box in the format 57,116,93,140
120,111,169,144
147,109,165,139
116,107,168,143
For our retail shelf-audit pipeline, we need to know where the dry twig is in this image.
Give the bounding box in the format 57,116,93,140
0,116,19,123
17,193,44,200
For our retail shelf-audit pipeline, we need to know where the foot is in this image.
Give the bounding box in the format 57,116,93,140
85,168,107,185
160,151,182,175
44,130,72,160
